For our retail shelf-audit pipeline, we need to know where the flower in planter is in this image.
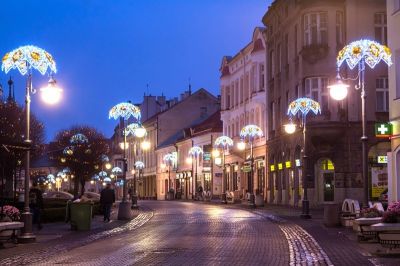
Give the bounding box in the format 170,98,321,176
360,208,382,218
0,205,21,221
388,201,400,215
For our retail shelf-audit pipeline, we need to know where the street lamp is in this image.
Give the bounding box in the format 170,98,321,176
109,102,141,220
213,136,233,204
1,45,61,243
327,39,392,207
286,97,321,218
163,152,176,197
133,160,145,208
238,125,263,208
188,146,203,200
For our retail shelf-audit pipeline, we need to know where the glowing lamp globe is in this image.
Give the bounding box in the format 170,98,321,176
141,140,151,150
186,157,193,164
328,80,349,101
90,180,95,185
119,142,129,150
40,77,62,105
237,141,246,151
284,123,296,134
212,149,220,158
135,126,147,138
105,162,112,170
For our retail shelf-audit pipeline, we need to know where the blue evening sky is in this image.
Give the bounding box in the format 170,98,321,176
0,0,271,141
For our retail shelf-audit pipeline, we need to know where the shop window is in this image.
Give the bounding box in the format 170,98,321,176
320,159,335,170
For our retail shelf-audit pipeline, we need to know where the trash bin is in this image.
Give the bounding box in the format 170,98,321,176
69,202,93,231
323,202,341,227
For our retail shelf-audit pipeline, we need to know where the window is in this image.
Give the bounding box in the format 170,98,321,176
336,11,344,47
269,50,275,77
277,44,282,72
225,87,230,109
260,64,265,90
304,12,328,46
395,0,400,13
271,102,276,131
294,24,298,55
374,13,387,45
376,77,389,112
305,77,329,111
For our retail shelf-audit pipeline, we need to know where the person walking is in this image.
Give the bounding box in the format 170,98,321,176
29,181,43,230
100,183,115,222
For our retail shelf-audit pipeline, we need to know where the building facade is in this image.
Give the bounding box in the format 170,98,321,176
262,0,389,207
129,88,220,200
220,27,268,203
387,0,400,202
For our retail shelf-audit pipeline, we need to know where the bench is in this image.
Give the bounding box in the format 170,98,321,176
0,222,24,247
370,223,400,253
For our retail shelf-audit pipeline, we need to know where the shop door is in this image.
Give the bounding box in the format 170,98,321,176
323,173,334,201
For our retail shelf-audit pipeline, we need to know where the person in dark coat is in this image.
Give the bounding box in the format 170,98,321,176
100,183,115,222
29,181,43,230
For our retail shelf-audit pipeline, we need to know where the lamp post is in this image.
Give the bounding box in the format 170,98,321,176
133,161,145,208
109,102,142,220
328,39,392,207
285,97,321,218
238,125,263,208
163,153,176,194
188,146,203,200
2,45,62,243
213,136,233,204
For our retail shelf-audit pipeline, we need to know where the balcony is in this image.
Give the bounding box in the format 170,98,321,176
300,44,329,64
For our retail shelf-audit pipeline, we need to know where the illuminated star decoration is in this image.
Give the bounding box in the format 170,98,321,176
70,133,89,145
111,167,122,175
336,39,392,69
109,102,141,121
188,146,203,158
135,161,145,169
287,97,321,117
240,125,264,141
1,45,57,76
214,136,234,149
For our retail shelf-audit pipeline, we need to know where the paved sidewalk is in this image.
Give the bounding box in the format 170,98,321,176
0,203,142,262
205,198,400,265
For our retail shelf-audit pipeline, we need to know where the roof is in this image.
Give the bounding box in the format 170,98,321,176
191,111,222,136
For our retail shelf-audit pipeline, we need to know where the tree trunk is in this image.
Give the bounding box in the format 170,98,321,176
73,172,80,198
80,177,86,197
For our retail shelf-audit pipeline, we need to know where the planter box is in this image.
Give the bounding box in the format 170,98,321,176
341,216,354,227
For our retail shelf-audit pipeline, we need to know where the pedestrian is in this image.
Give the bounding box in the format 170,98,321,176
100,183,115,222
29,181,43,230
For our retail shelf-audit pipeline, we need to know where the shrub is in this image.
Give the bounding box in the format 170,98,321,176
387,201,400,215
360,208,382,218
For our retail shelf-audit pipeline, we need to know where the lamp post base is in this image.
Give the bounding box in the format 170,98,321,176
18,212,36,243
300,200,311,219
248,193,256,208
131,195,139,209
117,201,132,220
221,193,227,204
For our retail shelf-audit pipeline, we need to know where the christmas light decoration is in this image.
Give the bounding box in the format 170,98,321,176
111,167,122,175
135,161,145,169
287,97,321,117
214,136,233,149
240,125,263,140
1,45,57,75
188,146,203,158
336,39,392,69
70,133,88,145
109,102,141,121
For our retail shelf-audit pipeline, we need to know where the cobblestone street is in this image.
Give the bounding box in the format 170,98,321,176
1,201,400,265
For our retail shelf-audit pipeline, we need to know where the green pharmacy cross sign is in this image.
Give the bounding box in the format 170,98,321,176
375,123,392,138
